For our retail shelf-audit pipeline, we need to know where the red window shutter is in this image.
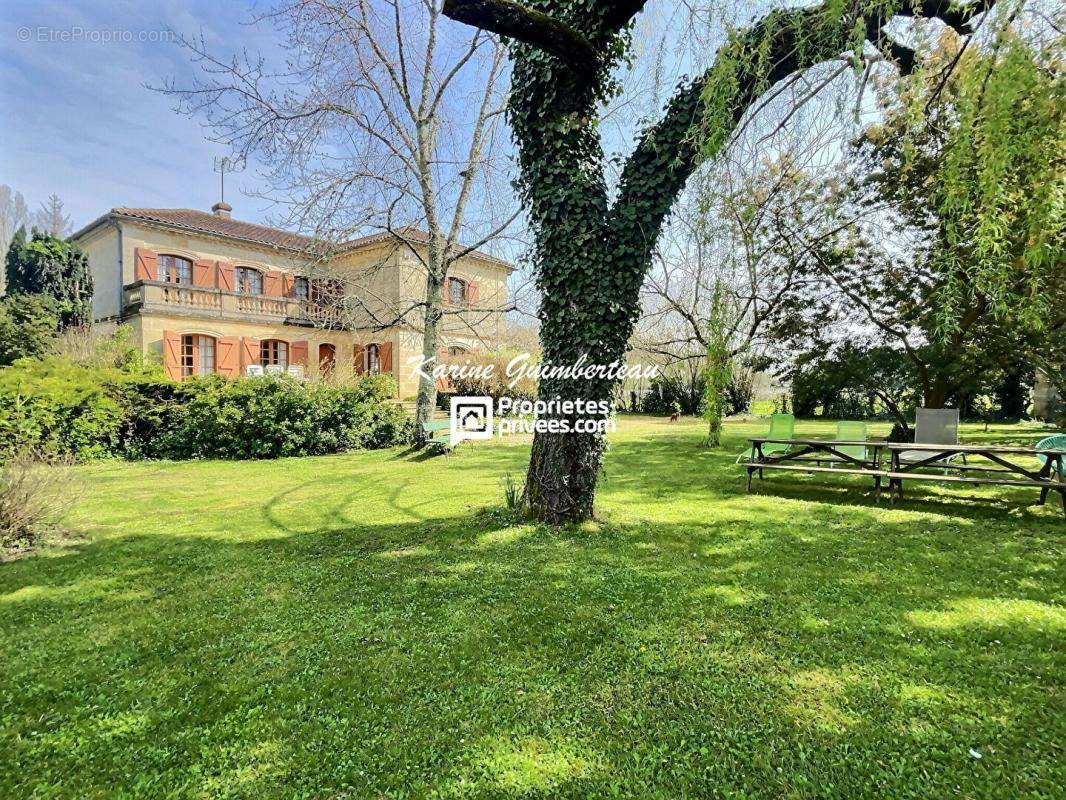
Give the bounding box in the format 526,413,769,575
379,342,393,373
163,330,182,380
264,271,283,296
192,259,216,287
216,336,239,378
282,274,295,297
290,340,309,367
217,262,235,291
240,338,260,372
134,248,157,282
466,282,480,305
353,344,365,374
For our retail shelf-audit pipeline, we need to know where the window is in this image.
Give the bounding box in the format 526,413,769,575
310,278,343,305
447,277,466,306
260,339,288,369
292,277,309,300
448,346,469,357
159,254,192,285
235,267,263,295
318,343,336,373
365,343,380,374
180,334,215,377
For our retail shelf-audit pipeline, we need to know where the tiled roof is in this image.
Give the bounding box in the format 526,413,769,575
112,208,317,251
74,207,511,268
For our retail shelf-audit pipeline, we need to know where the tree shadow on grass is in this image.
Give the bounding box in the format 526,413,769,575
1,491,1063,799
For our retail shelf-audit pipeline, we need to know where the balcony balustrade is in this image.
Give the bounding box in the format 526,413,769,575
124,280,315,324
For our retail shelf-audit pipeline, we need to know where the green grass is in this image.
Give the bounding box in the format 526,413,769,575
1,416,1064,799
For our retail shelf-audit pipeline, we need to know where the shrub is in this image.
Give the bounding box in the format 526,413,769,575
149,373,410,460
0,357,127,460
0,354,410,462
0,294,60,366
48,324,152,373
723,366,755,415
0,449,77,551
641,371,704,416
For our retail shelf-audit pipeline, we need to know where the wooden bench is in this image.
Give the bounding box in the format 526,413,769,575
421,420,453,454
744,437,1066,517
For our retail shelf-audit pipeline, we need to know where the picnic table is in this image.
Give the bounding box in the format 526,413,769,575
745,437,1066,516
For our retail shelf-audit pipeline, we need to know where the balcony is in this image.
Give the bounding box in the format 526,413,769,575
123,280,318,326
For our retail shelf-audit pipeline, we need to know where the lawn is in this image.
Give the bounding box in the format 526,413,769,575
1,415,1063,799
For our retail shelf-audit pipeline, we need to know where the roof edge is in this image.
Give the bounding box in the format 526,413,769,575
71,208,515,270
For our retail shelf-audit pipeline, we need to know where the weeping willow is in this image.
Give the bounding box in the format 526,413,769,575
899,25,1065,336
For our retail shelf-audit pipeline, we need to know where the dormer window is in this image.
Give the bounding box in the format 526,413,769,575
159,254,192,285
235,267,263,295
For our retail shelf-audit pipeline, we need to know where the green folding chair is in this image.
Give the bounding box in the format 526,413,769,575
736,413,795,464
821,420,868,467
1036,434,1066,477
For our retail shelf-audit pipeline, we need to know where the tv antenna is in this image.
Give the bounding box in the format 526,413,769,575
213,155,246,203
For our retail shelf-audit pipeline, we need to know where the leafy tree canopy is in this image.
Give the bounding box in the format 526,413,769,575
4,229,93,328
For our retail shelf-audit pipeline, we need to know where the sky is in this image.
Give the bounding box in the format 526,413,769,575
0,0,279,233
0,0,862,240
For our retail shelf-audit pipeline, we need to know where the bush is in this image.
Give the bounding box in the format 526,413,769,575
147,373,410,460
723,366,755,415
48,324,151,372
0,449,77,551
641,371,705,416
0,354,410,462
0,357,127,460
0,294,60,366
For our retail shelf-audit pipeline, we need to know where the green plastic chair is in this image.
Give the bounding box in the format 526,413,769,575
824,420,868,466
1036,435,1066,476
736,414,795,464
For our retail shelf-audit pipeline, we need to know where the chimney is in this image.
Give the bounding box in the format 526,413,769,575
211,201,232,219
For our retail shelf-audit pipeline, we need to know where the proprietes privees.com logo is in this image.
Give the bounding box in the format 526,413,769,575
449,397,615,446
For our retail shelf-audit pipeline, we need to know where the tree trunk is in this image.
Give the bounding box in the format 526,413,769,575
414,274,443,438
524,429,604,523
924,379,951,409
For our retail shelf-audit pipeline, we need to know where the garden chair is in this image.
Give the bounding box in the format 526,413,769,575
897,408,962,467
736,413,795,464
1036,434,1066,477
820,420,868,468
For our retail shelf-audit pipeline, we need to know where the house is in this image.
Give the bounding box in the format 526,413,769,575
71,203,512,397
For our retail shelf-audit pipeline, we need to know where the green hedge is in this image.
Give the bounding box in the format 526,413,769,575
0,357,127,460
148,374,409,459
0,358,410,461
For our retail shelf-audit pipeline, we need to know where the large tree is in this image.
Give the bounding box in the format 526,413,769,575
443,0,999,522
776,28,1064,412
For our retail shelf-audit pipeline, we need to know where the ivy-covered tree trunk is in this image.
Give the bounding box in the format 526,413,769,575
444,0,993,523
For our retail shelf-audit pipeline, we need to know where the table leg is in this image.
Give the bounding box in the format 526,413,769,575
746,467,754,492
